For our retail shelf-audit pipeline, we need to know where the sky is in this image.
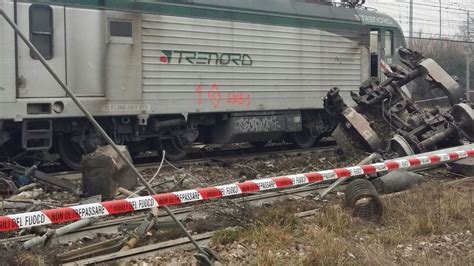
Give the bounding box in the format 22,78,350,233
365,0,474,41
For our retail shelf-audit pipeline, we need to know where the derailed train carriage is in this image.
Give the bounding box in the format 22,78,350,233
0,0,406,169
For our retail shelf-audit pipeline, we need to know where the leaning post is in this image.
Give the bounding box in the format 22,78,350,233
0,7,213,262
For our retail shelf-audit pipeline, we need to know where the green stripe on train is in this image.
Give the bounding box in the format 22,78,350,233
25,0,395,33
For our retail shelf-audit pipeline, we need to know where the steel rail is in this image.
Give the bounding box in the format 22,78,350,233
0,145,337,246
48,144,337,180
59,207,329,265
0,182,329,245
63,176,474,265
0,145,473,233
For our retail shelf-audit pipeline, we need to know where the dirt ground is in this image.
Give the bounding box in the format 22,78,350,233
0,149,352,263
144,177,473,265
1,150,472,265
139,145,349,193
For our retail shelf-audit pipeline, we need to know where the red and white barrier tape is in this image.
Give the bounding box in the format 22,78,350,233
0,149,472,232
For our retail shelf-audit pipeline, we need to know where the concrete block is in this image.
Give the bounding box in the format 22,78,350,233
81,145,137,199
449,157,474,176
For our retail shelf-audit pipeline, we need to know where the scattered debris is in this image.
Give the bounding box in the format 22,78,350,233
148,178,473,265
56,236,125,264
448,157,474,176
372,170,425,194
0,176,18,197
120,213,157,252
324,48,474,157
23,218,97,250
0,200,35,210
317,152,381,200
22,196,103,250
14,165,76,193
0,162,76,197
7,188,43,201
344,178,383,222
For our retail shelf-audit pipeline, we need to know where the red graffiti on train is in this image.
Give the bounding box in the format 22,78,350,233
207,83,222,108
194,85,204,106
227,92,251,107
195,83,252,108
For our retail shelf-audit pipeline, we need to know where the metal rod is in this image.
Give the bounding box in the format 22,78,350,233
13,0,19,98
409,0,413,45
0,8,207,256
439,0,442,38
317,152,380,200
467,11,471,104
23,218,94,249
0,8,154,195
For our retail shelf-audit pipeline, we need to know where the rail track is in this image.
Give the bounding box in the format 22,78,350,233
0,141,339,247
60,209,324,265
2,141,336,176
0,151,470,265
3,143,471,265
0,181,330,246
47,141,337,180
56,183,332,264
59,176,474,265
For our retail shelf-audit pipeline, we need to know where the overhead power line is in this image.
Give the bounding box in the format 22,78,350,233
368,0,474,12
367,0,473,41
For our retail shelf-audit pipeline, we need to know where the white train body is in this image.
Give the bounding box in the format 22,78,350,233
0,0,405,168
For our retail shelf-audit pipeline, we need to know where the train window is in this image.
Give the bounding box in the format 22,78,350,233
110,21,133,37
109,20,134,44
384,30,394,57
370,30,379,78
370,30,379,54
29,4,53,60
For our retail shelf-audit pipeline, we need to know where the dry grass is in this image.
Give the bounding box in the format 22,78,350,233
214,179,473,265
0,247,46,266
372,183,473,244
310,204,353,236
356,244,398,266
244,224,294,250
301,228,354,266
212,202,300,249
255,250,279,266
243,204,301,251
211,227,243,246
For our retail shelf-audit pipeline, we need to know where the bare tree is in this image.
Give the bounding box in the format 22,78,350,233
408,35,472,100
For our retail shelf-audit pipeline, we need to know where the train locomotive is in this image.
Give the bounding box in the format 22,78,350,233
0,0,406,169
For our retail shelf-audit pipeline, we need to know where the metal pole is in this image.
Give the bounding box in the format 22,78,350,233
439,0,442,38
0,8,153,194
0,8,208,258
409,0,414,46
467,11,471,103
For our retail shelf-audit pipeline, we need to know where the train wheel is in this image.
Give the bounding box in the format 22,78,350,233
159,133,188,161
1,136,23,161
292,127,319,149
58,135,85,170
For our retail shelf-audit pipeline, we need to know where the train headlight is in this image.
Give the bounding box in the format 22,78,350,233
53,101,64,113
